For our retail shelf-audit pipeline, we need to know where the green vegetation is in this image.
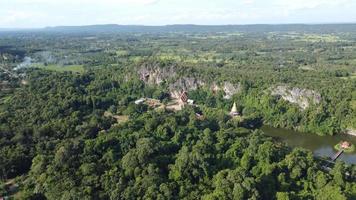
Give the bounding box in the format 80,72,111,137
0,25,356,199
343,73,356,79
335,143,355,153
33,64,85,73
295,33,345,43
0,66,354,200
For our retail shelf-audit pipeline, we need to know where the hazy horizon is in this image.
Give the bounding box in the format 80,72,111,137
1,0,356,28
2,22,356,30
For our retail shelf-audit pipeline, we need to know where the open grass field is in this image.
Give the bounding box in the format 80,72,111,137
104,111,129,124
114,115,129,124
33,64,85,73
295,34,345,43
340,73,356,80
351,100,356,110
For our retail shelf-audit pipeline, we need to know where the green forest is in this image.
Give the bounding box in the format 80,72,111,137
0,25,356,199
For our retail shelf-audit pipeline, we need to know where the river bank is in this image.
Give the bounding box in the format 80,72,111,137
345,128,356,137
261,126,356,164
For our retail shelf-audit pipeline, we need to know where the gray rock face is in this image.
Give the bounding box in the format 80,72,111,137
138,65,241,99
138,64,177,85
271,86,321,110
169,77,206,99
138,64,204,98
169,80,241,100
345,129,356,136
169,77,205,91
223,82,241,99
210,83,221,93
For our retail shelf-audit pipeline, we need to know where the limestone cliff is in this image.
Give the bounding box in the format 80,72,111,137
138,65,241,99
271,85,321,110
138,64,177,85
223,82,241,99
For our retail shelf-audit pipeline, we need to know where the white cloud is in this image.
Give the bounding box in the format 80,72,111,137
274,0,351,11
242,0,255,5
3,0,160,6
124,9,266,25
0,0,355,27
0,10,45,25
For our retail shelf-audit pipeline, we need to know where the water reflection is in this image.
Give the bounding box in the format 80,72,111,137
262,126,356,164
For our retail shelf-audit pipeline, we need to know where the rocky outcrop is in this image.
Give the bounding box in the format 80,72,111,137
223,82,241,99
168,80,241,100
210,83,221,94
138,64,177,85
138,65,241,99
138,64,204,98
271,86,321,110
169,77,206,98
345,129,356,137
169,77,205,91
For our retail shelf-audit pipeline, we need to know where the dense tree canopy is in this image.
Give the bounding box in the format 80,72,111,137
0,26,355,199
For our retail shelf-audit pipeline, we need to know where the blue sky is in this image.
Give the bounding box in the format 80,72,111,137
0,0,355,28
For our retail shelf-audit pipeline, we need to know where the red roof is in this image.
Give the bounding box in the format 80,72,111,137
180,91,188,103
341,141,351,149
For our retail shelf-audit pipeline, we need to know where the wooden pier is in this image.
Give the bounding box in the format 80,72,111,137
331,150,344,161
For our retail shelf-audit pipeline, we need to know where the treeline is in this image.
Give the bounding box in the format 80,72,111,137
126,58,355,135
0,69,355,199
0,29,356,199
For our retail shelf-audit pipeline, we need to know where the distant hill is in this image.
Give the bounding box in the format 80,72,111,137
42,24,356,33
0,28,32,32
2,24,356,34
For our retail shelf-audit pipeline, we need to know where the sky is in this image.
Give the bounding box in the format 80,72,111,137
0,0,356,28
